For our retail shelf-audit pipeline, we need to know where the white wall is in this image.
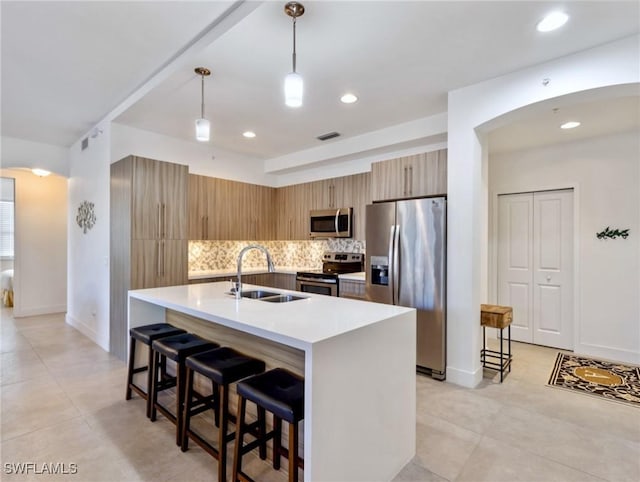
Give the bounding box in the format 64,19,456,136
489,131,640,364
447,35,640,387
1,136,70,176
0,168,67,316
66,123,111,350
111,123,278,186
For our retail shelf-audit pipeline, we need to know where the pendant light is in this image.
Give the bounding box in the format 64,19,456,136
284,2,305,108
194,67,211,142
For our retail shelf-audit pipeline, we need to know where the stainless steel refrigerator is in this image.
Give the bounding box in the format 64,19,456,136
365,197,446,380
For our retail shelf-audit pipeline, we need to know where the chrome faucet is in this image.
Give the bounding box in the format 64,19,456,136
236,244,275,299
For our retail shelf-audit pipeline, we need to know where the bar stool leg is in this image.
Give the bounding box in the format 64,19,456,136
150,350,160,422
145,343,155,418
232,395,247,482
176,361,187,446
217,383,229,482
273,416,282,470
125,335,136,400
257,406,267,460
181,366,195,452
289,421,299,482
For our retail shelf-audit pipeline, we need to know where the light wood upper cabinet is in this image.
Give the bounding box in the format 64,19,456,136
188,174,208,240
276,183,312,240
311,177,344,210
131,156,188,240
371,149,447,201
348,172,371,240
190,171,371,241
189,174,276,240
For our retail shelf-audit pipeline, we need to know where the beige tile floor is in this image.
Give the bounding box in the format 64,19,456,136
1,308,639,481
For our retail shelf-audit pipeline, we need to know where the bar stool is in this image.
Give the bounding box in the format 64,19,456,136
181,347,266,482
232,368,304,482
150,333,219,445
125,323,186,418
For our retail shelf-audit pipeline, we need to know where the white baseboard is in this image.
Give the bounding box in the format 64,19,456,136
574,342,640,365
446,364,484,388
65,314,109,352
13,304,66,317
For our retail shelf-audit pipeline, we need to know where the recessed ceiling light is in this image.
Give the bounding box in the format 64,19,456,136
32,168,51,177
537,11,569,32
340,93,358,104
560,121,581,129
242,131,256,138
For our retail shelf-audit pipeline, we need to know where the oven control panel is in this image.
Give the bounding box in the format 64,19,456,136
323,252,364,263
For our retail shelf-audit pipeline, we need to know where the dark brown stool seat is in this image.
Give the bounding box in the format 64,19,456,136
150,333,218,445
232,368,304,482
182,347,265,482
126,323,186,418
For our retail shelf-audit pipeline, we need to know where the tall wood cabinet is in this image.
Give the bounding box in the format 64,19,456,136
110,155,188,360
371,149,447,201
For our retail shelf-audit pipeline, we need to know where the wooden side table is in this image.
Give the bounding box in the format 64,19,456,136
480,304,513,382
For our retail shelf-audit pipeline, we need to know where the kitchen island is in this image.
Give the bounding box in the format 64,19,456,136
128,282,416,482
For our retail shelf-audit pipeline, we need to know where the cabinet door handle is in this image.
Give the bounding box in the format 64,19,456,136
205,216,209,239
157,204,161,239
409,166,413,196
156,240,161,277
161,240,165,277
162,203,166,239
403,167,407,196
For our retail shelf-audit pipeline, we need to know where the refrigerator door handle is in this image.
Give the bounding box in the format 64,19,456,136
388,224,396,304
393,224,400,304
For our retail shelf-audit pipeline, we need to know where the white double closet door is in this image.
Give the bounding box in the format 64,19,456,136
497,189,574,350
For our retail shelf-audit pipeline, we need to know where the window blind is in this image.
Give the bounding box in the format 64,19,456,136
0,178,15,258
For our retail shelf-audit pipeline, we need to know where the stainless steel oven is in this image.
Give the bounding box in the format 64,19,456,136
296,273,339,297
296,252,364,297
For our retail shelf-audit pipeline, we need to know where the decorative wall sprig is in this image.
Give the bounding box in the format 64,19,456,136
596,227,629,240
76,201,96,234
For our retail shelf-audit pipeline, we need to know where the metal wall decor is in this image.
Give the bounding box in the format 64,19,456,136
76,200,96,234
596,227,629,240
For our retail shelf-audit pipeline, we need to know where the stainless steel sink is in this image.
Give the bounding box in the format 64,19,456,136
240,290,280,299
260,294,307,303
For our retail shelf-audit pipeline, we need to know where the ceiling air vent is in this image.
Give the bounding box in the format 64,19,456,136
316,131,340,141
81,137,89,150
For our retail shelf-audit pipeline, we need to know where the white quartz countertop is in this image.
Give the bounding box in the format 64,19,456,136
338,272,365,282
129,282,413,350
189,266,314,280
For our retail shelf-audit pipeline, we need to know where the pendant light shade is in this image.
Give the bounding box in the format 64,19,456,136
194,67,211,142
284,71,303,107
195,118,210,142
284,2,305,108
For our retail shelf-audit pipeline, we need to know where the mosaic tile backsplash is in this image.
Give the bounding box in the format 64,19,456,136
189,239,366,272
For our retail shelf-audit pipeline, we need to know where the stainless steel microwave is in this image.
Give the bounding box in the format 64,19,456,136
309,208,353,238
